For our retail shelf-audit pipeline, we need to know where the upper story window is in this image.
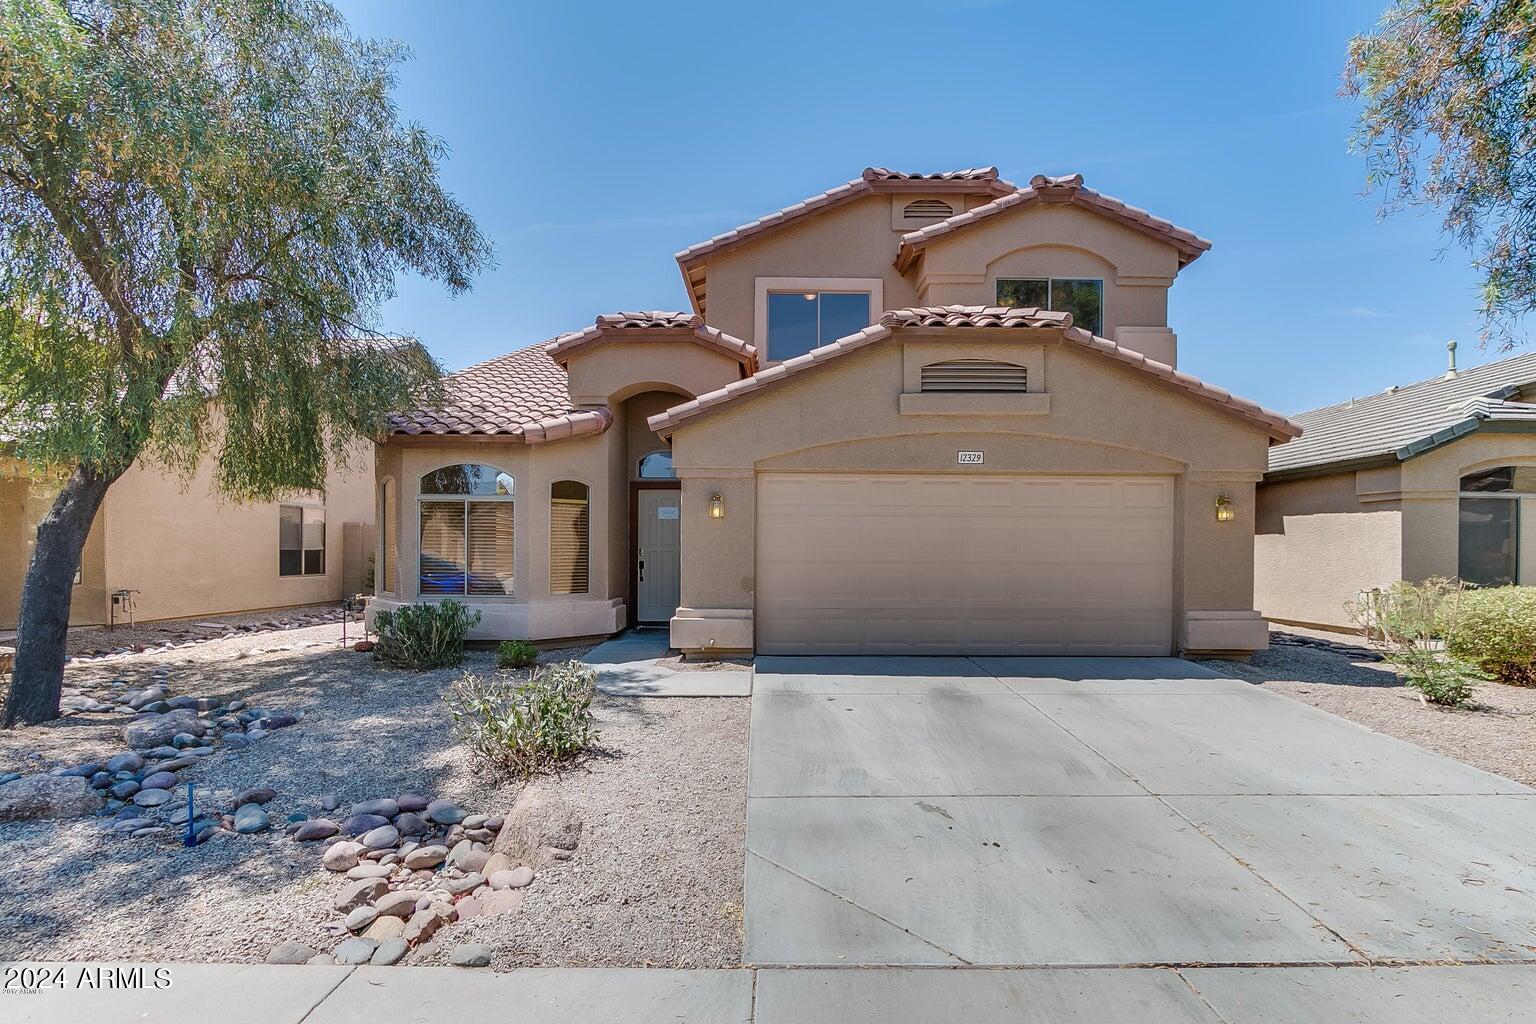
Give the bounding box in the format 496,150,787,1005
767,291,871,361
1458,466,1536,587
997,278,1103,336
419,464,515,596
637,451,676,479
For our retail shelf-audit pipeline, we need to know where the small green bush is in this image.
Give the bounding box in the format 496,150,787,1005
1442,586,1536,686
1351,578,1485,707
373,600,481,669
446,661,599,778
497,639,539,669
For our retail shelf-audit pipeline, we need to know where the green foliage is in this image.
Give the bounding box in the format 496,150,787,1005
496,639,538,670
1344,1,1536,344
373,599,480,670
0,0,492,493
446,662,599,778
1351,578,1486,706
1441,585,1536,685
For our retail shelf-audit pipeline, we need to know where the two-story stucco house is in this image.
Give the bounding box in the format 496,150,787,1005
372,167,1301,658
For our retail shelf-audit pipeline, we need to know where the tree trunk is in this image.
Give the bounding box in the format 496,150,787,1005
3,464,120,727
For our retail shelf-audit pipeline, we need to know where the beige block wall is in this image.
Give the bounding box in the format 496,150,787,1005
96,446,375,623
1254,472,1403,630
669,336,1273,653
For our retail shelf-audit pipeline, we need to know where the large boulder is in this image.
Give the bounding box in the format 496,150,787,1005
0,774,104,821
123,710,204,750
492,785,581,869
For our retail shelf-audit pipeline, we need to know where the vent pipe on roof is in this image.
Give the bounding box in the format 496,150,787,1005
1446,339,1458,379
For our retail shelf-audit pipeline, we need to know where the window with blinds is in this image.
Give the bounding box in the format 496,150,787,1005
379,479,397,593
550,481,590,595
279,505,326,576
419,465,515,596
919,359,1029,393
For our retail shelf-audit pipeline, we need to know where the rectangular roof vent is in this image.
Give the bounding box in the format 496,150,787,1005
920,359,1028,392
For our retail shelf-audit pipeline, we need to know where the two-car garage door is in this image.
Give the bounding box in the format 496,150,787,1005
756,473,1174,656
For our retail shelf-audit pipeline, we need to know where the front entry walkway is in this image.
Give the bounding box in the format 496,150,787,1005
746,655,1536,971
580,629,752,696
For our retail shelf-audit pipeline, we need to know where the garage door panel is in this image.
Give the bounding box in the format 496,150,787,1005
756,473,1175,656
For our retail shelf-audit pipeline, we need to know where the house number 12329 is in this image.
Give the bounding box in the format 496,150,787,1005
957,451,984,465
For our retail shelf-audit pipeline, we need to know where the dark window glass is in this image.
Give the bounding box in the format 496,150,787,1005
1458,496,1518,586
767,292,819,360
1052,278,1103,335
420,463,515,496
997,279,1048,308
637,451,676,479
279,505,303,577
1461,466,1536,493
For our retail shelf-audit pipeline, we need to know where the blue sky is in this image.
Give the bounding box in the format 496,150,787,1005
333,0,1493,414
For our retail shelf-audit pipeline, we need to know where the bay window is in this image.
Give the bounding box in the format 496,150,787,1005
419,464,515,596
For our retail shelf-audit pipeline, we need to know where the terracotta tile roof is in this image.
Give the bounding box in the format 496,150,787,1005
673,168,1016,313
895,173,1213,273
1267,350,1536,477
388,343,611,442
388,312,754,442
649,305,1300,442
546,310,756,368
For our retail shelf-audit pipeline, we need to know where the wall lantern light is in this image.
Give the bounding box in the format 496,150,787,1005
708,492,726,520
1215,494,1235,523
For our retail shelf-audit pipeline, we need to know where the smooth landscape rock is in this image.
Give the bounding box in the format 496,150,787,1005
345,905,379,932
425,799,466,825
123,710,203,749
339,813,389,835
236,786,276,806
373,891,420,919
454,897,484,921
105,752,143,773
293,818,339,841
403,844,448,870
333,937,379,965
109,780,140,800
320,794,340,811
449,943,492,968
363,915,406,941
444,872,485,897
395,793,429,813
494,786,581,868
346,862,392,880
370,937,408,966
361,824,400,850
232,803,269,834
322,841,365,872
266,940,319,965
352,798,399,819
394,811,429,836
334,877,389,913
402,903,453,945
132,788,174,808
0,774,105,821
461,813,490,830
139,771,178,791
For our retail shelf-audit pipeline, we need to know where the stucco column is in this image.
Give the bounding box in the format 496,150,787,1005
670,469,755,654
1180,474,1269,655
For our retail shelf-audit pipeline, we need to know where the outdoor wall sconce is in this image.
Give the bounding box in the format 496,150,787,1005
1215,494,1235,523
708,492,726,520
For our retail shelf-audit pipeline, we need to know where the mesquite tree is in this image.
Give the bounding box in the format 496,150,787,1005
0,0,491,725
1345,1,1536,344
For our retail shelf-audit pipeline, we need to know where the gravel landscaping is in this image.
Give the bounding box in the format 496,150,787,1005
0,621,748,967
1206,627,1536,789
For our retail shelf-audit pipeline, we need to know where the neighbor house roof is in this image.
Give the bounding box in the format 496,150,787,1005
387,343,612,442
674,167,1017,313
648,305,1300,442
546,311,756,369
895,174,1212,273
1266,350,1536,478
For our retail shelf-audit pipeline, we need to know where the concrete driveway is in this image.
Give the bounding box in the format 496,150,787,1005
745,656,1536,970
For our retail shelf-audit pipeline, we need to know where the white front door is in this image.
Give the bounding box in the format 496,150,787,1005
637,489,682,623
755,473,1176,656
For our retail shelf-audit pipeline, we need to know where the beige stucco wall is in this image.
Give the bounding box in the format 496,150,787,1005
563,338,742,407
0,464,112,630
94,446,375,624
1254,471,1403,630
1399,431,1536,582
668,332,1274,655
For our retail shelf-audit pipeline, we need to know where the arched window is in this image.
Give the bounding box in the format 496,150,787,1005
419,464,515,596
377,478,397,594
550,481,590,596
1459,466,1536,587
637,451,676,479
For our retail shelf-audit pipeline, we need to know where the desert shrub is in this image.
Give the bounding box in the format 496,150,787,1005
497,639,539,669
1441,586,1536,686
1351,578,1485,707
373,600,481,669
446,661,599,777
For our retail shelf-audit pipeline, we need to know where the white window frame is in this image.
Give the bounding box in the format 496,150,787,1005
754,277,883,362
278,503,326,578
417,464,518,600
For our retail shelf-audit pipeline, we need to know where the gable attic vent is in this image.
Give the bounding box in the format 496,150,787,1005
920,359,1028,393
903,198,955,222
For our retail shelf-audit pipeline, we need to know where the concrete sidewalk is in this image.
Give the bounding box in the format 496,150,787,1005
581,630,751,697
7,963,1536,1023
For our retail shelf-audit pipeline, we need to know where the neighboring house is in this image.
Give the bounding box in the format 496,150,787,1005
1256,346,1536,631
374,167,1301,658
0,449,376,631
